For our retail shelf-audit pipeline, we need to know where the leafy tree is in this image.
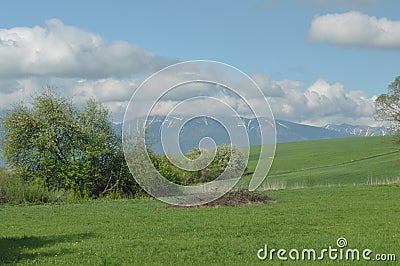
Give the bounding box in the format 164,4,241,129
2,89,139,198
375,75,400,143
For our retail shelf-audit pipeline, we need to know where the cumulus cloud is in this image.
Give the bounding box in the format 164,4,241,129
266,78,376,126
0,19,378,126
0,73,377,126
122,73,377,126
309,11,400,48
0,76,139,122
0,19,174,79
251,73,285,97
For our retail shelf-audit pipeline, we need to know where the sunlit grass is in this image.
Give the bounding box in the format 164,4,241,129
1,185,399,265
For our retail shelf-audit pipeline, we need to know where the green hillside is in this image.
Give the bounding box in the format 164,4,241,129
246,136,400,188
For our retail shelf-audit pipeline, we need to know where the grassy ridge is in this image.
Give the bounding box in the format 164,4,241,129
1,185,399,265
246,137,400,187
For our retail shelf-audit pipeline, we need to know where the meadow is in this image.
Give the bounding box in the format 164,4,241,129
1,136,399,265
246,136,400,188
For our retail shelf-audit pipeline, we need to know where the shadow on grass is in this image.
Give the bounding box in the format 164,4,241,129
0,232,94,264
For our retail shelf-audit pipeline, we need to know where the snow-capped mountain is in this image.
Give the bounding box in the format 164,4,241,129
137,115,275,154
323,123,388,137
120,116,389,154
275,120,354,143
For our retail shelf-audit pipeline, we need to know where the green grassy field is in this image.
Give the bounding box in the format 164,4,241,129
1,136,400,265
246,136,400,188
1,185,399,265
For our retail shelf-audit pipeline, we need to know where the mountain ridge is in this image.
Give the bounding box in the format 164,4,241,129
323,123,387,137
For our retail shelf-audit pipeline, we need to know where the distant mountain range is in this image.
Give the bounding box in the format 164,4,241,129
0,117,390,166
323,123,387,137
120,116,389,154
277,120,388,142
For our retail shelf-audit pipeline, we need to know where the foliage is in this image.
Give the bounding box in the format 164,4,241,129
1,89,140,198
185,144,247,184
123,129,182,197
0,168,69,204
375,75,400,142
151,153,189,185
152,144,247,185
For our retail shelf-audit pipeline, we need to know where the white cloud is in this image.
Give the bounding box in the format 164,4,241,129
0,74,378,126
0,19,378,126
71,78,139,102
123,73,377,126
0,76,139,122
0,19,174,79
251,73,285,97
266,78,376,126
308,11,400,48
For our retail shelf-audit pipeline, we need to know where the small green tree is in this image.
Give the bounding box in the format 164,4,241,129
2,89,138,198
375,75,400,143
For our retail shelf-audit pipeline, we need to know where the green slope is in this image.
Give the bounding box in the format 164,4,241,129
246,136,400,188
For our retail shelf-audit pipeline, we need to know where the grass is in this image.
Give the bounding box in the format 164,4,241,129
245,136,400,188
1,185,399,265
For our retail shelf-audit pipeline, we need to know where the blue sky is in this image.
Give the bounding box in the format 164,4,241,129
0,0,399,125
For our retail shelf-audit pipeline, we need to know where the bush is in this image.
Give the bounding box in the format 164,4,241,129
152,144,247,185
0,168,70,204
151,154,189,185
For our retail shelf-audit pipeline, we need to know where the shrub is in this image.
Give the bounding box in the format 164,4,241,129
0,168,70,204
152,144,247,185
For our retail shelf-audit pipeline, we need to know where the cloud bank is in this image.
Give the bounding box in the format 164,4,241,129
0,19,378,126
268,78,376,126
0,19,174,78
309,11,400,48
0,74,377,126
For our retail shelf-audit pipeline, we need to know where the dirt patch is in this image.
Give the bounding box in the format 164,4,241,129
168,188,277,208
203,188,277,207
